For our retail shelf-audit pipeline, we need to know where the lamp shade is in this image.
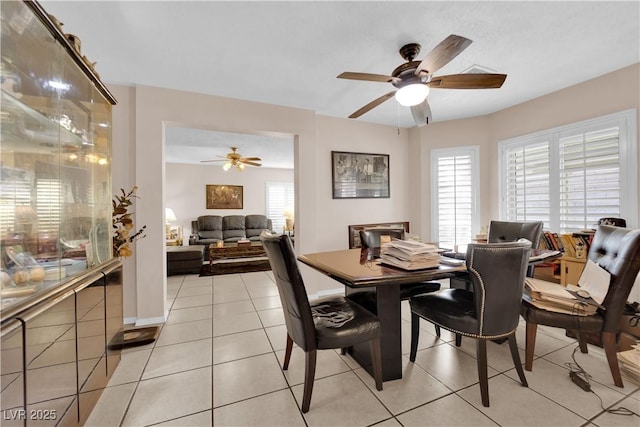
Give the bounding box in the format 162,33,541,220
395,84,429,107
165,208,176,223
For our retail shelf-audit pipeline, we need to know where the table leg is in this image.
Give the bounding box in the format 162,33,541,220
346,284,402,381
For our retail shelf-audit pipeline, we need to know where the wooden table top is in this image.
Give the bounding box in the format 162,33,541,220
298,248,465,288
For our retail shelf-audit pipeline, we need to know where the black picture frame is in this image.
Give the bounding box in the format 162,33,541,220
331,151,390,199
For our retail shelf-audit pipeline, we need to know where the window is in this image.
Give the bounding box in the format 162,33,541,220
431,146,479,249
500,109,637,232
266,181,294,233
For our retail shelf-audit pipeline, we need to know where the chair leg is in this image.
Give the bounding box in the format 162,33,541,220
301,350,317,413
602,331,623,387
576,331,588,353
524,322,537,371
410,312,420,362
369,337,383,391
508,333,528,387
455,334,462,347
434,325,441,337
476,339,490,407
283,334,293,370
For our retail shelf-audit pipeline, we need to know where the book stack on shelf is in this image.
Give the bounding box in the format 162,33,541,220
380,240,440,270
538,230,594,258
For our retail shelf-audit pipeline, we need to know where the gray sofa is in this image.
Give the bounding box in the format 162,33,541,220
189,215,273,246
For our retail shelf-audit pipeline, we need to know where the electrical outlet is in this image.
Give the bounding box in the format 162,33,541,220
570,371,591,392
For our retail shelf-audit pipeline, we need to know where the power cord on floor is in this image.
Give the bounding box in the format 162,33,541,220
565,345,639,417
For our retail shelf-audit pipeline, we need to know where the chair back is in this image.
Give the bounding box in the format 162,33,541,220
260,232,317,351
488,221,544,248
359,228,405,249
465,241,531,337
588,225,640,332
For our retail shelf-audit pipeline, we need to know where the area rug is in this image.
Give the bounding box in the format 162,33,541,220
200,257,271,276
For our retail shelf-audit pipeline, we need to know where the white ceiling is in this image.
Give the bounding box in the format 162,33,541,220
41,1,639,168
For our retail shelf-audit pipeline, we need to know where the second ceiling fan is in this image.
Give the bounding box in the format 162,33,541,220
337,34,507,126
200,146,262,171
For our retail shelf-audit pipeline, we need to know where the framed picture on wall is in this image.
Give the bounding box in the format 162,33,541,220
206,185,243,209
331,151,390,199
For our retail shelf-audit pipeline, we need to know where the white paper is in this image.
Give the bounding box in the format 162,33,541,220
577,259,611,304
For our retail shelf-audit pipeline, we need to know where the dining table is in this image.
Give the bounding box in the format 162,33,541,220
298,246,562,382
298,247,466,382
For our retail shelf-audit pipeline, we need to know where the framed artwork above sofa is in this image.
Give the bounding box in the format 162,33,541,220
206,184,243,209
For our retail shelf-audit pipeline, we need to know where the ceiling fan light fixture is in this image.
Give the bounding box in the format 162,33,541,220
223,161,232,171
238,163,245,170
395,84,429,107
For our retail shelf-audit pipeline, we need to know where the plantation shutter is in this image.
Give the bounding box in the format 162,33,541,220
432,147,478,249
559,126,620,231
503,141,551,226
266,181,294,233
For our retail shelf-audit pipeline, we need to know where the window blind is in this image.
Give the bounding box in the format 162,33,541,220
431,147,478,249
266,181,294,233
559,127,620,231
500,110,636,233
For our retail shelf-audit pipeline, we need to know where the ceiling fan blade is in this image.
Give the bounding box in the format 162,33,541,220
428,73,507,89
411,99,432,127
200,159,226,163
415,34,472,76
337,72,398,83
241,160,262,167
241,157,262,161
348,91,396,119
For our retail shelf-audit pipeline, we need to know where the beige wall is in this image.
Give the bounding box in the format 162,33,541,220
111,64,639,324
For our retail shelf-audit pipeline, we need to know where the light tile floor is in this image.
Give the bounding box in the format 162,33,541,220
86,271,640,426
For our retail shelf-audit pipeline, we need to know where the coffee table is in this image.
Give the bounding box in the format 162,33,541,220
208,242,266,268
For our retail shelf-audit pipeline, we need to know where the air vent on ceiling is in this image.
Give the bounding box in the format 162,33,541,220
462,64,496,74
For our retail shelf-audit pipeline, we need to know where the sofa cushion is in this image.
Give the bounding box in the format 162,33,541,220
199,231,222,240
197,216,223,240
245,215,269,238
223,215,246,241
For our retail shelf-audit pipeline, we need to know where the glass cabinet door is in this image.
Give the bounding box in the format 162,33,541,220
1,0,114,313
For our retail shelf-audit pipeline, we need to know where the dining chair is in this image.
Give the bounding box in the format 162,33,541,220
260,232,383,412
520,225,640,387
359,228,442,337
451,221,544,293
409,241,532,407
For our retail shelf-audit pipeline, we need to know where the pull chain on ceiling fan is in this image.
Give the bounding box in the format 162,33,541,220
200,147,262,171
337,34,507,127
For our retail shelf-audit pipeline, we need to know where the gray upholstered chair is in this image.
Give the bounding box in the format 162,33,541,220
521,225,640,387
260,232,383,413
358,228,442,337
409,241,532,407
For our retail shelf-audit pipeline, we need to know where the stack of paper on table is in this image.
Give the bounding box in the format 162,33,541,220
524,278,598,316
380,240,440,270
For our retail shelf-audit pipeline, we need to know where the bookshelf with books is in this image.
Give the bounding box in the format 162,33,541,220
533,230,592,285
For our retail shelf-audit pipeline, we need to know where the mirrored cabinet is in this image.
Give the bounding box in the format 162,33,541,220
1,2,122,425
1,0,115,312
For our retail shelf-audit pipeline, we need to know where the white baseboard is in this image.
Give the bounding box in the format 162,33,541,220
124,315,166,328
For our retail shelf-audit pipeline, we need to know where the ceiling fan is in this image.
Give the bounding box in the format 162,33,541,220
337,34,507,126
200,146,262,171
